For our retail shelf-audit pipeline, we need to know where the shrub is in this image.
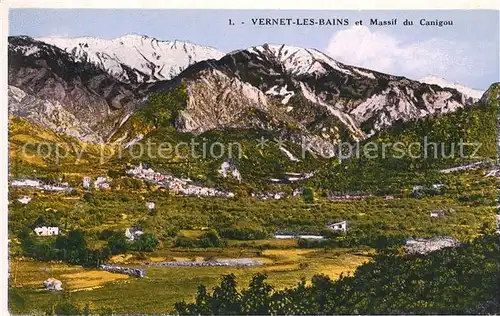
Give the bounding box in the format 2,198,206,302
219,227,269,240
107,231,128,255
199,229,222,248
131,233,159,252
173,236,196,248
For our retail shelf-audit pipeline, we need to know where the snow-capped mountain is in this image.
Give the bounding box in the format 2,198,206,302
36,34,225,84
8,36,139,141
419,76,484,100
8,36,483,147
148,43,476,142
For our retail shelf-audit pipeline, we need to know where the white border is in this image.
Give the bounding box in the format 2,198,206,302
1,1,9,314
4,0,500,9
0,1,499,316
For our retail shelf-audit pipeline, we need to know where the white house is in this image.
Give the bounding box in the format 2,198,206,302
145,201,155,210
94,176,110,189
430,210,445,217
327,221,348,232
17,196,32,204
218,161,242,183
34,226,59,236
43,278,63,291
275,234,295,239
82,176,91,189
12,179,42,188
125,228,144,241
297,235,324,240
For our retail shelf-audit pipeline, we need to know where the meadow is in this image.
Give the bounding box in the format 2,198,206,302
9,247,372,314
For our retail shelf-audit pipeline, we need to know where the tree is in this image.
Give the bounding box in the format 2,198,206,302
141,83,188,128
210,274,241,314
240,274,273,314
46,300,82,315
107,231,128,255
302,187,315,203
199,229,222,248
173,235,500,315
132,233,158,252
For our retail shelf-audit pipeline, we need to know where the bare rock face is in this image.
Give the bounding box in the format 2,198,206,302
148,43,476,143
177,68,270,133
9,36,480,146
404,236,461,255
8,36,139,142
8,85,103,142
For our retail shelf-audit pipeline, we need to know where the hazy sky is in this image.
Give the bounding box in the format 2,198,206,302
9,9,499,90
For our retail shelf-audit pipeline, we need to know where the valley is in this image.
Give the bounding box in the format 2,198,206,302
6,32,500,314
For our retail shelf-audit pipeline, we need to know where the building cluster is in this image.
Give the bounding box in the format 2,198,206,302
94,176,111,189
274,220,348,240
126,163,234,198
327,191,373,201
11,178,73,192
34,226,59,236
251,191,287,200
81,176,112,189
125,227,144,241
100,264,145,277
269,172,314,184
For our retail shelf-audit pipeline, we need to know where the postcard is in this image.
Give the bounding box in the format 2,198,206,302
5,3,500,315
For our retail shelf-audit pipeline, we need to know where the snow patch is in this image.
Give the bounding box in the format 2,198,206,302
36,35,225,83
353,68,376,79
419,76,483,100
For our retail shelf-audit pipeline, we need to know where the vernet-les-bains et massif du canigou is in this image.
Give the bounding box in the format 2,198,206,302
7,9,500,315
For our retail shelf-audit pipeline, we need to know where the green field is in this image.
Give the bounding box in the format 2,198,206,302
9,247,372,314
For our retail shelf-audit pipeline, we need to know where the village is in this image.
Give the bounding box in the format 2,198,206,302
11,178,73,192
126,163,235,198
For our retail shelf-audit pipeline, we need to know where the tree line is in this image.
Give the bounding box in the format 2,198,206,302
173,235,500,315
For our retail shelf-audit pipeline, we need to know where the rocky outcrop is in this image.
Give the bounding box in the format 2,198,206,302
404,236,461,254
148,43,476,143
8,36,140,142
9,36,480,146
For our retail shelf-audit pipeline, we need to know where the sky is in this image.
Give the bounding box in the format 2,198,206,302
9,9,499,90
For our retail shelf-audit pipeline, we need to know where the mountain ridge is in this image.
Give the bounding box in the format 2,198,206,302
36,34,225,84
7,35,484,147
419,76,484,100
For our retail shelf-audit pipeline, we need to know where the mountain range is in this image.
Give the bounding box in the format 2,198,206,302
7,34,489,150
